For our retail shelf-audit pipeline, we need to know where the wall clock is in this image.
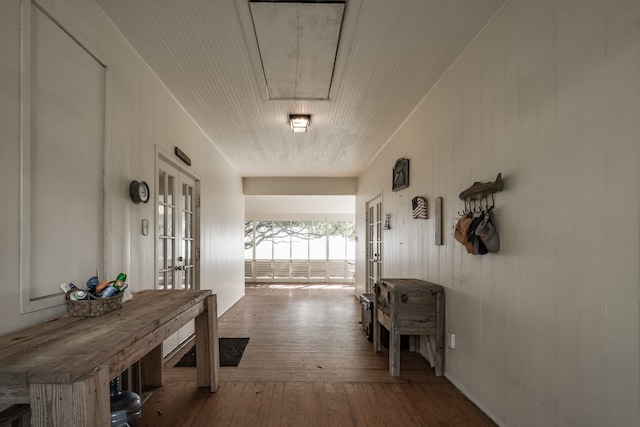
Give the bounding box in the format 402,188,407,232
392,158,409,192
129,180,150,204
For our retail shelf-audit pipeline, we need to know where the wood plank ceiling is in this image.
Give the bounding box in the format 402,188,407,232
93,0,507,177
250,1,345,100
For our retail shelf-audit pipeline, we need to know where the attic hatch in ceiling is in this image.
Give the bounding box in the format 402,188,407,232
249,1,346,100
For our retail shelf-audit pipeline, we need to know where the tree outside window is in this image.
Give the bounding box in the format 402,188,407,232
245,220,355,261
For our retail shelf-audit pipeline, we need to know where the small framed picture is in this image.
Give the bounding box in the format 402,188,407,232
392,158,409,191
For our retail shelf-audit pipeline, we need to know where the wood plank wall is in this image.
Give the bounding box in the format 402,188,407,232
355,0,640,425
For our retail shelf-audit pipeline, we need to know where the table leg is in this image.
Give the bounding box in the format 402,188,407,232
141,344,163,387
29,366,110,427
373,293,381,353
390,292,401,376
435,291,445,376
195,294,219,392
389,324,401,376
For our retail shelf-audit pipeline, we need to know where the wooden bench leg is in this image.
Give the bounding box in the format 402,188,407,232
29,366,110,427
141,345,164,388
195,294,219,392
390,324,401,377
373,294,381,353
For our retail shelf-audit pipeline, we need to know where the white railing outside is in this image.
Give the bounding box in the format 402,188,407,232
245,259,355,282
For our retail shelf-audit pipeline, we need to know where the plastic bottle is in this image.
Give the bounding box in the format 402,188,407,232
100,285,116,298
101,273,127,298
113,273,127,290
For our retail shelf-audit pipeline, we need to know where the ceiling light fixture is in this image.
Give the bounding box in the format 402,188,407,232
289,114,311,133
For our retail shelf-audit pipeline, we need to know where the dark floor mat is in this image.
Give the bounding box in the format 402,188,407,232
174,338,250,367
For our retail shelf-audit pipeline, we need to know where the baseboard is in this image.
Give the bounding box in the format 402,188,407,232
444,373,503,426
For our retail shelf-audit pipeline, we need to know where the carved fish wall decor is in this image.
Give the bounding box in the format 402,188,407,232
458,173,504,200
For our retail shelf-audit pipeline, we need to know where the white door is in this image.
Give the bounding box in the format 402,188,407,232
366,195,383,293
157,159,199,355
157,160,198,290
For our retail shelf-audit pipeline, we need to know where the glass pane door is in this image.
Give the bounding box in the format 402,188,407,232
157,160,198,290
180,178,196,289
367,195,383,293
157,168,175,289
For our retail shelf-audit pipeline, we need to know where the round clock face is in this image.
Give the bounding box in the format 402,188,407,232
130,180,150,204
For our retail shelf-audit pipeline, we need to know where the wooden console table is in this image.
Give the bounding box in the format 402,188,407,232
373,278,445,377
0,289,219,426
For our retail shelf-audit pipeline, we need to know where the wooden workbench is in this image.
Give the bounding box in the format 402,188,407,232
373,278,445,377
0,289,219,426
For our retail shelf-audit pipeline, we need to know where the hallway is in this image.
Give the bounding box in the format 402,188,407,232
140,285,495,426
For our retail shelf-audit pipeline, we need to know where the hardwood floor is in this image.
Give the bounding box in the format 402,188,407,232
139,284,496,426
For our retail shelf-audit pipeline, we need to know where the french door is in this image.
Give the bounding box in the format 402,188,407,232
157,159,199,290
366,195,383,293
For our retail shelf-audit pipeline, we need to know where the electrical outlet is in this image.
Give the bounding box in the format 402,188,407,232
448,332,456,349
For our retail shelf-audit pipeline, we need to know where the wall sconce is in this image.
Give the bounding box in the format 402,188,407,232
384,212,391,230
289,114,311,133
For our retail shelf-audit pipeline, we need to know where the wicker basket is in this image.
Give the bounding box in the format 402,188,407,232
66,290,123,317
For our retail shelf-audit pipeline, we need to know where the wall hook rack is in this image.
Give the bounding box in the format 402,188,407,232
458,173,503,201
